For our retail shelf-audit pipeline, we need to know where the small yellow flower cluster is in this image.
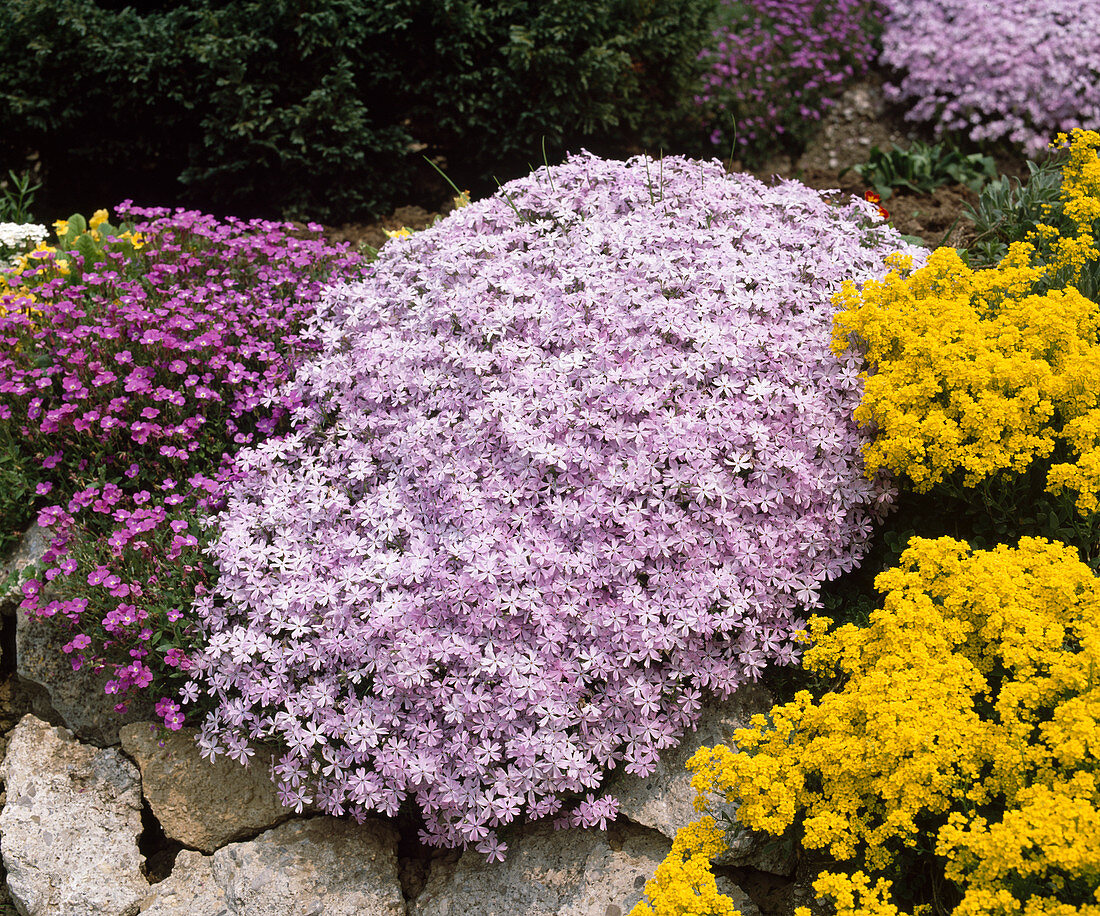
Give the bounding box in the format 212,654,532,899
832,130,1100,512
799,872,903,916
381,191,471,245
629,818,741,916
1057,131,1100,234
635,536,1100,916
0,239,57,319
1,209,145,323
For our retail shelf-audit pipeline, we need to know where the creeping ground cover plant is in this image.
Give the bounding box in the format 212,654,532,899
831,130,1100,522
632,131,1100,916
879,0,1100,155
2,206,364,723
635,537,1100,916
187,152,924,859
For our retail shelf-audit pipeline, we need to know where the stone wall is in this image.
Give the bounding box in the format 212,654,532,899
0,526,794,916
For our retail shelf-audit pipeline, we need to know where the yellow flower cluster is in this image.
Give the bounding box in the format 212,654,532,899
635,536,1100,916
1,209,144,322
832,130,1100,512
381,190,471,245
629,818,741,916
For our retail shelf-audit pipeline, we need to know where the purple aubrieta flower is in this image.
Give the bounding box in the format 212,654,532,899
188,153,925,858
697,0,882,155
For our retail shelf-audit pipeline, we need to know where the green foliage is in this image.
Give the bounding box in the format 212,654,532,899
0,169,42,224
0,424,35,555
52,211,143,272
963,157,1066,268
848,140,996,200
400,0,714,182
0,0,714,222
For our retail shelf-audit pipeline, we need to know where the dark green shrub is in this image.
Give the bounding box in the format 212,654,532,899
0,0,715,222
0,0,417,222
393,0,716,187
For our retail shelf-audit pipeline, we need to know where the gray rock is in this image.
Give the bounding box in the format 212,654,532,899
611,683,794,874
0,714,148,916
0,525,51,618
716,876,762,916
120,721,296,853
139,817,405,916
16,606,154,747
138,851,223,916
412,820,668,916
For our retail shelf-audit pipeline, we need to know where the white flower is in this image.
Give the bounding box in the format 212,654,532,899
0,222,48,268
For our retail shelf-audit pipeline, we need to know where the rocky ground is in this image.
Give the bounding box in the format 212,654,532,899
0,524,801,916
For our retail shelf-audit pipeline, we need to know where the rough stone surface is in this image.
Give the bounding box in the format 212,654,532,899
0,714,148,916
716,876,762,916
0,525,50,618
120,721,296,853
610,682,794,874
16,606,154,747
413,820,671,916
138,850,222,915
139,817,405,916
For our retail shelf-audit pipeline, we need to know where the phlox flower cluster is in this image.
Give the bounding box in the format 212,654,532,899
879,0,1100,155
6,206,363,728
698,0,882,160
189,152,923,858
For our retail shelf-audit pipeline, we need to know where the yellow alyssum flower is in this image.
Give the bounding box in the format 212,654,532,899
630,818,740,916
634,536,1100,916
833,129,1100,513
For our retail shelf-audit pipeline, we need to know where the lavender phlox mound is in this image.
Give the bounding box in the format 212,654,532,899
880,0,1100,154
189,153,925,859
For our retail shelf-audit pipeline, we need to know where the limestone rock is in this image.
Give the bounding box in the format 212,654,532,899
0,714,148,916
0,524,51,617
412,820,668,916
610,682,794,874
16,607,154,746
138,851,223,916
139,817,405,916
716,877,762,916
120,721,295,853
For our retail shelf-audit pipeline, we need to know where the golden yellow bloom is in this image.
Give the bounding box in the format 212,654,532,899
635,537,1100,916
89,208,109,230
832,128,1100,513
119,229,145,250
